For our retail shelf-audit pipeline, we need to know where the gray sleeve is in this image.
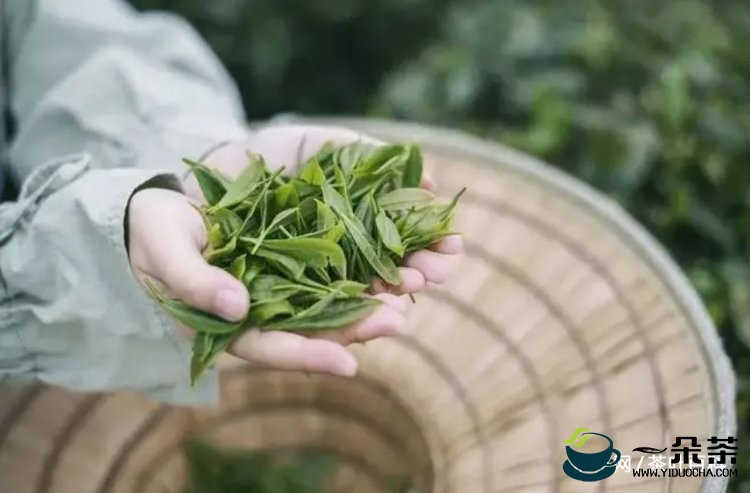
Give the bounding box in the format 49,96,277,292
0,0,249,404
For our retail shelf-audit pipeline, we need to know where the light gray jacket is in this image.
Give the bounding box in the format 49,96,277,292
0,0,248,404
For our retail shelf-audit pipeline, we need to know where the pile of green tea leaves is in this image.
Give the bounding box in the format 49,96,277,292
147,142,463,384
182,439,414,493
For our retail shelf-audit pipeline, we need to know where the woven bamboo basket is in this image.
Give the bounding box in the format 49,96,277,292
0,119,736,493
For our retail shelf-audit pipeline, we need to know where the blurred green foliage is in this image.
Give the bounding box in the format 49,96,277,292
131,0,749,488
183,439,412,492
183,439,335,493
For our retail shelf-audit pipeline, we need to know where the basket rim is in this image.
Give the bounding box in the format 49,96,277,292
261,116,737,493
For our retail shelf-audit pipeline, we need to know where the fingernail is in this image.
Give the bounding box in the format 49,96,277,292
214,288,248,321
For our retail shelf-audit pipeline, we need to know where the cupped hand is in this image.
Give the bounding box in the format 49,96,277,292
130,124,462,377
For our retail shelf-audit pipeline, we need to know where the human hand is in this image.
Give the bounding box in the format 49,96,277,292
129,125,461,377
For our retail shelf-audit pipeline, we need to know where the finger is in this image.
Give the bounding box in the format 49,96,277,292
429,234,463,254
405,249,457,284
157,254,249,322
372,292,408,313
230,329,357,376
246,124,384,171
372,267,426,295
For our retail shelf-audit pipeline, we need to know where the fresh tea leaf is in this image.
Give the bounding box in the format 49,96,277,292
330,279,368,296
352,144,405,177
144,279,246,334
259,237,346,273
264,297,381,331
402,144,423,187
274,182,300,210
299,158,326,185
315,199,336,231
242,259,264,288
376,210,405,256
323,222,346,243
212,153,266,209
228,254,247,279
190,332,239,385
251,248,306,280
204,235,238,263
207,223,225,249
377,188,435,211
247,299,296,325
249,208,299,254
212,208,243,237
355,191,376,233
183,158,227,205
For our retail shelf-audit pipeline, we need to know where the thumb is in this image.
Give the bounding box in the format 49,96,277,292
133,190,250,321
159,254,250,322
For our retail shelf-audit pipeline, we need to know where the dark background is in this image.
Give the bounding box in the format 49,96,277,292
129,0,750,488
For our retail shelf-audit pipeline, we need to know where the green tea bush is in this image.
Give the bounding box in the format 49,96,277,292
130,0,750,488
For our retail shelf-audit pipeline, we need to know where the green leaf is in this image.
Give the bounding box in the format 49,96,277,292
293,288,341,319
332,163,351,204
324,222,346,244
355,191,376,233
212,208,243,237
352,144,405,177
228,254,247,280
377,188,435,211
233,167,285,238
190,332,239,385
248,274,314,302
251,248,306,280
247,299,296,325
334,142,375,175
249,207,299,254
373,153,408,176
376,210,405,256
402,144,423,187
212,153,266,209
299,158,326,185
437,187,466,222
289,179,318,199
315,199,337,231
322,181,400,284
242,259,264,288
144,279,246,334
330,279,368,296
273,182,299,210
183,158,227,206
264,298,381,331
204,235,237,264
254,237,347,274
295,196,318,231
206,223,225,249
